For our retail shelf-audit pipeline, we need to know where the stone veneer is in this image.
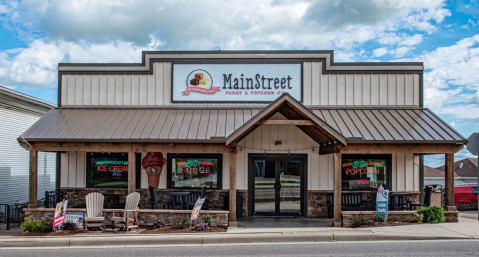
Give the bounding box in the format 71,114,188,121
307,191,421,218
24,208,229,227
342,210,459,227
60,188,249,217
456,201,478,211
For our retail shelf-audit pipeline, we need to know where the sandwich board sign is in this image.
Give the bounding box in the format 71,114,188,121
376,186,389,216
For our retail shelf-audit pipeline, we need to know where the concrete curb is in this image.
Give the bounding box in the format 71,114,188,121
0,232,475,248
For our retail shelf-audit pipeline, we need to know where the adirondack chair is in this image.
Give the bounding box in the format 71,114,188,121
110,192,141,231
83,192,106,231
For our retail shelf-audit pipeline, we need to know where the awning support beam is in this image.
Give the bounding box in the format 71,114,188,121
28,151,38,208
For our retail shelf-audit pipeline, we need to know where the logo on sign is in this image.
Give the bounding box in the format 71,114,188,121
183,69,220,96
150,166,159,175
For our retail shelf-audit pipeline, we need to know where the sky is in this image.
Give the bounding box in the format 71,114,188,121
0,0,478,167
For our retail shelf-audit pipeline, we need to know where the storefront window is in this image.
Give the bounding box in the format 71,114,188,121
87,153,129,188
167,154,222,189
341,154,391,190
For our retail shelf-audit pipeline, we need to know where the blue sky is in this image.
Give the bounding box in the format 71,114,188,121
0,0,478,167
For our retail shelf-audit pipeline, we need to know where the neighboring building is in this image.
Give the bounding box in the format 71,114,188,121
0,85,57,205
18,51,467,227
424,165,463,186
436,158,478,184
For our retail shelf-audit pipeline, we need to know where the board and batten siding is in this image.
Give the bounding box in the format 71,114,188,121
61,62,420,107
0,108,56,205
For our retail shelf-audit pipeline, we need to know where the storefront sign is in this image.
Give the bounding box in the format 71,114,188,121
176,159,214,174
376,186,389,216
65,212,83,228
96,160,128,175
172,64,302,102
53,200,68,228
342,160,382,176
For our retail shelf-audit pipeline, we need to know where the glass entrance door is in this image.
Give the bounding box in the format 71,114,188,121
252,156,303,216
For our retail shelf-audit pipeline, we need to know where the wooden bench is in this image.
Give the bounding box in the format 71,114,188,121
327,193,367,218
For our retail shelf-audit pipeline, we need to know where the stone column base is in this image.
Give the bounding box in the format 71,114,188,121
229,221,238,227
446,206,457,211
333,221,342,227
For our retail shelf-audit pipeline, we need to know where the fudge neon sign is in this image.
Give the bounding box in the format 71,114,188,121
176,159,215,174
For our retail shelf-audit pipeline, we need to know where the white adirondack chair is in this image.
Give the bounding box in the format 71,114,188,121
83,192,106,231
110,192,140,231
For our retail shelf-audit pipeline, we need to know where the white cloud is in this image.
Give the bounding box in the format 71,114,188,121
450,121,456,127
373,47,389,57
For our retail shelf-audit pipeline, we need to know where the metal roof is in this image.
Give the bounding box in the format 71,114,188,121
19,107,467,144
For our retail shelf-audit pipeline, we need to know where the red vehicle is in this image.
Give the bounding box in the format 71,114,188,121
454,185,478,204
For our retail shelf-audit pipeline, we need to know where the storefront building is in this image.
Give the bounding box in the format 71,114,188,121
19,51,467,227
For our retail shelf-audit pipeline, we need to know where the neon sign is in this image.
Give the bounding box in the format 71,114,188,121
342,160,382,176
176,159,215,174
356,178,370,186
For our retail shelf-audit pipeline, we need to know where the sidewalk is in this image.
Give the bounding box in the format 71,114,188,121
1,216,478,248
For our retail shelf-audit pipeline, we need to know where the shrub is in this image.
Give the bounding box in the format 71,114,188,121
195,223,210,231
350,214,365,228
151,219,167,229
203,214,213,226
416,206,445,224
63,222,78,230
373,215,385,222
21,220,44,232
412,213,424,223
175,218,186,229
41,221,53,232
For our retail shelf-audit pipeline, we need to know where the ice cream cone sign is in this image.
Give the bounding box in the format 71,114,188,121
141,152,166,188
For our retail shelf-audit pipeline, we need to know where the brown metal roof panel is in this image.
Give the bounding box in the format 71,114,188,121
159,110,177,139
327,110,353,138
83,110,109,139
64,110,100,139
409,110,452,140
311,110,325,120
178,110,194,139
401,110,443,140
47,109,85,139
337,110,362,138
102,110,133,139
38,109,78,139
111,110,140,139
344,110,374,140
57,110,93,139
20,108,58,139
149,110,170,139
225,109,236,137
120,109,146,139
394,110,434,140
92,110,122,139
187,109,203,139
168,110,186,139
129,109,154,139
353,110,384,140
215,109,227,137
235,109,244,130
378,110,415,140
206,109,219,139
139,110,162,139
318,110,340,132
27,109,65,139
370,110,403,140
387,110,425,140
196,110,211,140
361,110,394,140
423,109,465,140
75,110,108,139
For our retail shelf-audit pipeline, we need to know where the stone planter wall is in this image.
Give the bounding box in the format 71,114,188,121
24,208,229,227
342,210,459,227
307,191,420,218
456,201,478,211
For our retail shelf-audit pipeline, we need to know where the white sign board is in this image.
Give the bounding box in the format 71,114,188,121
65,212,84,228
376,186,389,216
172,64,302,103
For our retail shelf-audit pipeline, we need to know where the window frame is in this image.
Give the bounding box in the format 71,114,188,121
341,154,392,191
86,152,129,188
167,153,223,190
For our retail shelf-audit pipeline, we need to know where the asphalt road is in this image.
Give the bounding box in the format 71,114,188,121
1,240,478,257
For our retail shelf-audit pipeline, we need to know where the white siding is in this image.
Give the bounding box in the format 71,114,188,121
61,62,420,107
0,108,56,204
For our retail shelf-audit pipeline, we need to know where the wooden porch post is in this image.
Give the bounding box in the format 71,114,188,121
28,151,38,208
128,150,136,194
333,152,342,227
229,150,237,227
445,153,455,210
